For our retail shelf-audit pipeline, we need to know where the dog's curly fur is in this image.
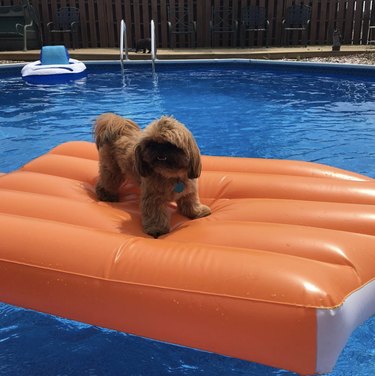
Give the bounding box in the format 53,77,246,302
94,113,211,237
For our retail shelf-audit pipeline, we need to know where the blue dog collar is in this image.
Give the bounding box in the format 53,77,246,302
174,181,185,193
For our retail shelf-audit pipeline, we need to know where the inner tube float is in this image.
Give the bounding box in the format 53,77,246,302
21,45,86,84
0,141,374,375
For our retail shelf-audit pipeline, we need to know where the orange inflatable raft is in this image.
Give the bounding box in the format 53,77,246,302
1,141,375,375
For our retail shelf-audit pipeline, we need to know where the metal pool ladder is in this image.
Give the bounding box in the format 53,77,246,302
120,19,129,64
120,19,157,72
150,19,157,73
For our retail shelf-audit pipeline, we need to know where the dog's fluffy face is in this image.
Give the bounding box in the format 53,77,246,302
135,140,189,177
134,116,202,180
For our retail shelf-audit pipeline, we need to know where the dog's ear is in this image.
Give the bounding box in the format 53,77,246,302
134,144,153,177
187,138,202,179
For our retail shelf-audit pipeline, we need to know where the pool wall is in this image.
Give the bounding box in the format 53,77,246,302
2,58,375,77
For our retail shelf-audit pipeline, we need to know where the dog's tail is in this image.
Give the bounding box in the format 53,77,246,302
94,113,140,149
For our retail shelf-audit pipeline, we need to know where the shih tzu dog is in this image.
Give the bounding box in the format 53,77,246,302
94,113,211,237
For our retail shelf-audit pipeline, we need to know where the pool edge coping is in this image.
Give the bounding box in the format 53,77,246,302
2,58,375,74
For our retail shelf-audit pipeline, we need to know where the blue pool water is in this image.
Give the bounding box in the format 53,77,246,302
2,62,375,175
0,61,375,375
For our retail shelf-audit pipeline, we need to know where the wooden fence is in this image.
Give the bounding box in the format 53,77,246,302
1,0,374,48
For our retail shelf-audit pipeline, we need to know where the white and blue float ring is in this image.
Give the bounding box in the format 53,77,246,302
21,45,87,84
21,59,87,84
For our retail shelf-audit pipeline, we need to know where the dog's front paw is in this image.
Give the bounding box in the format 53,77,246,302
194,204,211,218
95,185,119,202
179,202,211,219
144,223,170,238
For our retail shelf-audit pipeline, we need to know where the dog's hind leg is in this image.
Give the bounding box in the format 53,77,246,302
96,147,123,202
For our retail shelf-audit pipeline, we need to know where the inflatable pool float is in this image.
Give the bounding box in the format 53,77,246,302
0,141,374,375
21,45,86,83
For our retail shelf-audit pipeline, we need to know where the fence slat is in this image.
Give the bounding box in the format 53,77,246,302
78,0,89,48
328,0,339,45
142,0,150,39
362,0,372,43
353,0,364,43
335,0,346,43
343,0,355,42
319,0,329,44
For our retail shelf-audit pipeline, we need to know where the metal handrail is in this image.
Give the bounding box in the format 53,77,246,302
120,19,129,64
151,19,157,62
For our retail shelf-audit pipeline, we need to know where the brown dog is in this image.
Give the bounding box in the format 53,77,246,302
94,113,211,237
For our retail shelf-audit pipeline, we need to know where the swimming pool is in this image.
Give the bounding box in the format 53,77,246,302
1,60,375,375
2,61,375,175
